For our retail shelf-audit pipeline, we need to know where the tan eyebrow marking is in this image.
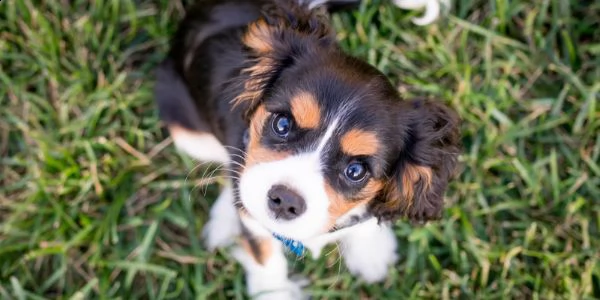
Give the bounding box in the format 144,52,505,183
290,91,321,129
340,129,380,156
245,105,292,167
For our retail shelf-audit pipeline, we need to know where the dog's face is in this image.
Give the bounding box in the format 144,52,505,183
235,2,460,241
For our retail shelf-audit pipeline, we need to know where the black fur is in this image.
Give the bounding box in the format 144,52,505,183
155,0,461,224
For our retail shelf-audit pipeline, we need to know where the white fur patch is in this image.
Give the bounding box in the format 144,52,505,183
303,204,371,257
303,0,449,26
240,214,275,238
393,0,450,25
340,221,398,283
169,125,229,164
304,0,330,9
238,119,340,241
231,240,307,300
202,185,241,250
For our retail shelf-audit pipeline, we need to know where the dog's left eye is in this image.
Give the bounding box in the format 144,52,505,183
345,162,368,182
272,113,293,137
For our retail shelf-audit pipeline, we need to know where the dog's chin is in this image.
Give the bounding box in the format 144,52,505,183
241,205,328,242
270,221,328,243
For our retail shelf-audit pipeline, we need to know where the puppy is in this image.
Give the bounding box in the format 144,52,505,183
155,0,460,298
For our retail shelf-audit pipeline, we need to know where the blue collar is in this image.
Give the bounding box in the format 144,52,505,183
272,213,374,256
272,233,305,256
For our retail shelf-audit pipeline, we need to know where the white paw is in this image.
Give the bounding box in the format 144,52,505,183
341,222,398,283
202,186,240,250
246,278,306,300
202,216,239,250
231,245,308,300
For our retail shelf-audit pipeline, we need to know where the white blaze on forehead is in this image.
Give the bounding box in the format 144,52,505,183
315,117,339,156
238,117,343,241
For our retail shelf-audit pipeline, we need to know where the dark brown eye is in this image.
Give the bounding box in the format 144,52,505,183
345,162,367,182
272,114,292,137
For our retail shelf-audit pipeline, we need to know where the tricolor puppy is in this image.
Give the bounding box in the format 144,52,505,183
155,0,460,298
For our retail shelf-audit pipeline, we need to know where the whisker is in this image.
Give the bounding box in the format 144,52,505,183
227,160,246,170
220,167,244,178
183,162,229,204
327,242,343,290
184,161,215,185
227,154,246,162
223,145,249,156
228,162,245,171
202,166,225,196
324,244,339,259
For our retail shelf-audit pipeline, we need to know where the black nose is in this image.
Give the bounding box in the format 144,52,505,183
267,185,306,220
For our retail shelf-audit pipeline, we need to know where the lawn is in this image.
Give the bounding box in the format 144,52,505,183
1,0,599,299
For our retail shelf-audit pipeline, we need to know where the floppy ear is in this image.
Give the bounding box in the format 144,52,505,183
372,100,461,222
233,0,336,120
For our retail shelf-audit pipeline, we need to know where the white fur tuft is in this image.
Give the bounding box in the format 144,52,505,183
170,126,230,164
393,0,450,25
231,242,308,300
202,185,241,250
340,221,398,283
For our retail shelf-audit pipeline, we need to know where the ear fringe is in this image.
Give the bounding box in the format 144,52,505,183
401,164,433,207
231,56,277,116
231,0,336,118
370,100,460,223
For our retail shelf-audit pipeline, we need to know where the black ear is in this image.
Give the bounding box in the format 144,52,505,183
372,100,461,222
232,0,337,120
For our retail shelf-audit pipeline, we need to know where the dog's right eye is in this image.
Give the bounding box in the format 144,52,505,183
344,161,368,182
272,113,293,137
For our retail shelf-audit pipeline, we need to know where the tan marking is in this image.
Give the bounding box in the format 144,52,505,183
290,92,321,129
359,179,385,200
381,183,401,211
232,60,273,108
240,236,273,265
245,145,291,167
249,105,270,140
325,179,384,228
242,19,273,54
232,19,278,107
340,129,380,156
244,105,292,167
400,164,433,208
238,207,249,217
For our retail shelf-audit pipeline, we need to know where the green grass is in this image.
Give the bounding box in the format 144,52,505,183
1,0,599,298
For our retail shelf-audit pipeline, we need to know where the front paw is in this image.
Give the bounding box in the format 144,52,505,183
344,250,397,283
341,223,398,283
231,247,309,300
247,278,307,300
202,186,240,250
202,216,239,250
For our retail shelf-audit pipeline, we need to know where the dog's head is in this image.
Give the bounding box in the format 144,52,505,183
235,1,460,241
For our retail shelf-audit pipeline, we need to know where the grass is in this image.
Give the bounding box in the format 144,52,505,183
1,0,599,298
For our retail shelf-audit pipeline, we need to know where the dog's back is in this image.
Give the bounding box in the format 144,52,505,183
155,1,265,142
155,0,362,148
